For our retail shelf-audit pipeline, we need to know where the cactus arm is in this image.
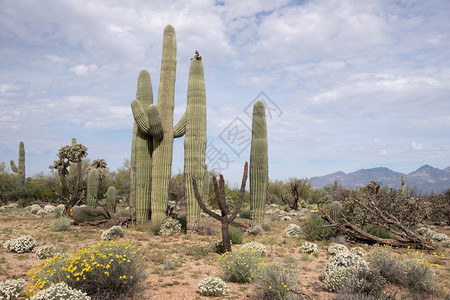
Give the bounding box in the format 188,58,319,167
173,112,187,138
131,99,151,133
10,160,18,173
148,104,164,140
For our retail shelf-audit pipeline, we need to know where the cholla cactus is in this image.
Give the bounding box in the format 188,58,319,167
283,223,301,238
197,276,229,297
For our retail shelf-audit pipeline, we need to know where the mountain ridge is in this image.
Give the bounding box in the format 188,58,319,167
309,165,450,194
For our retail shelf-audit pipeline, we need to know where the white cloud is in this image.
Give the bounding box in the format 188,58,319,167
70,64,98,75
412,142,423,150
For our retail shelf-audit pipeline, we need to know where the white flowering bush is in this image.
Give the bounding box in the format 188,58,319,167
283,223,301,238
197,276,229,297
100,226,124,240
30,205,41,214
54,204,65,218
35,245,59,260
322,252,369,292
3,236,37,253
30,282,91,300
0,278,26,300
240,242,268,256
328,243,349,255
246,225,262,235
44,205,55,213
299,241,319,255
350,247,365,257
36,209,47,216
159,218,181,236
432,232,448,241
279,216,292,221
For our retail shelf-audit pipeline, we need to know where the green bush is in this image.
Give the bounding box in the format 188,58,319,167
336,266,386,299
254,263,303,300
365,246,403,285
262,223,271,231
51,217,72,232
302,213,336,241
163,259,175,270
239,209,251,219
215,249,267,283
210,241,226,254
27,241,146,299
367,226,394,239
229,227,243,244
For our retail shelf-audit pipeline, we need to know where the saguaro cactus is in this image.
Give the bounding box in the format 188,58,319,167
130,25,186,224
250,101,268,225
10,141,25,183
401,176,405,196
330,200,342,221
130,129,136,215
86,169,100,210
185,52,207,232
106,186,117,213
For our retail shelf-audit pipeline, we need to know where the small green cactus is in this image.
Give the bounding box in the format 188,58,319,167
10,141,25,183
86,169,100,210
250,101,268,225
106,186,117,213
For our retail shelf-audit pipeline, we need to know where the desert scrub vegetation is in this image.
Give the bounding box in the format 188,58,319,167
51,216,72,232
215,248,267,283
3,235,36,253
197,276,229,297
100,225,124,240
27,240,146,299
0,278,26,300
29,282,91,300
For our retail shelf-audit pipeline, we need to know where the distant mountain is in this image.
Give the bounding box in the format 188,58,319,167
309,165,450,195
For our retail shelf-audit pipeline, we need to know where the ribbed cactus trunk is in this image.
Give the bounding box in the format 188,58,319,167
131,70,154,224
130,125,137,215
86,169,100,210
203,166,210,204
106,186,117,213
185,53,207,233
250,101,268,226
10,141,25,183
401,176,405,196
330,200,342,221
150,25,177,223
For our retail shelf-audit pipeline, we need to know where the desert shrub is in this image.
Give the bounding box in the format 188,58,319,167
283,256,299,268
3,235,37,253
367,226,394,239
239,209,251,219
299,241,319,255
336,266,386,298
54,204,65,218
29,282,91,300
215,249,267,283
44,205,55,213
240,242,268,256
149,218,165,236
302,214,336,241
197,276,229,297
328,243,349,255
163,259,175,270
27,240,146,299
402,257,437,294
177,215,187,233
262,223,271,231
365,246,404,284
159,218,182,236
30,205,41,214
36,209,46,216
254,263,303,300
35,245,59,260
247,225,262,235
209,241,226,254
229,227,243,244
350,247,365,257
284,224,301,238
100,226,124,240
0,278,26,300
425,190,450,225
51,217,72,232
322,252,369,292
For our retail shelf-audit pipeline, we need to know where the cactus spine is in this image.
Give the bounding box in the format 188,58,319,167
10,141,25,183
86,169,100,210
106,186,117,213
250,101,268,225
185,52,207,232
330,200,342,221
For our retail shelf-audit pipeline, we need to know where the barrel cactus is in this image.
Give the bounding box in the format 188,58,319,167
250,101,268,225
86,169,100,210
10,141,25,183
185,51,207,232
330,200,342,221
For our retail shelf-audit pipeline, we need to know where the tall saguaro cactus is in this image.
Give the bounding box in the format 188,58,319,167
185,52,207,232
250,101,268,225
130,25,186,224
86,169,100,210
106,186,117,213
10,141,25,183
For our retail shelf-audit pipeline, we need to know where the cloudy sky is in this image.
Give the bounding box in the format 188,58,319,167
1,0,449,184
